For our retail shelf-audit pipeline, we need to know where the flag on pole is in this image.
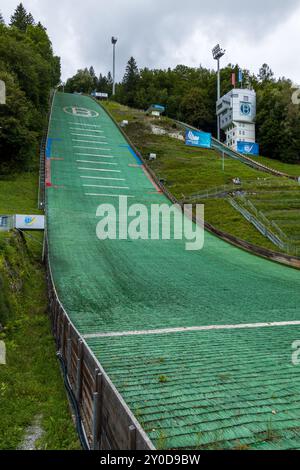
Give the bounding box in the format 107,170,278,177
231,73,236,87
238,69,243,83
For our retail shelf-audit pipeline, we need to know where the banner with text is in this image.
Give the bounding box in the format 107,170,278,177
237,141,259,156
185,130,212,149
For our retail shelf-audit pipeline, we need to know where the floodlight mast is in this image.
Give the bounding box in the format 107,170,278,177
212,44,225,141
111,36,118,96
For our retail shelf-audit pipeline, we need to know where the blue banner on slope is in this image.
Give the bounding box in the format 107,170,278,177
237,141,259,156
185,129,212,149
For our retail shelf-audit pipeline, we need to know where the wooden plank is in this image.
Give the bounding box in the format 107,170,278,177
76,339,83,403
129,425,136,450
92,371,102,450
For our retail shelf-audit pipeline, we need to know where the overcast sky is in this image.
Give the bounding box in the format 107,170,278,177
2,0,300,83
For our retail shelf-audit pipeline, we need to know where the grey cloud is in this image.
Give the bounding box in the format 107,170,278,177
1,0,300,80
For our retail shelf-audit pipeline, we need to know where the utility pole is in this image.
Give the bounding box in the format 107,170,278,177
111,36,118,96
212,44,225,141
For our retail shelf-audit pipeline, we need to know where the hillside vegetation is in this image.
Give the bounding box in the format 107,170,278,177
0,4,78,450
67,58,300,164
0,171,79,450
0,3,60,173
103,101,300,256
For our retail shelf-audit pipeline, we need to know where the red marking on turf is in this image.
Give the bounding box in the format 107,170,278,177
142,166,162,193
45,159,51,187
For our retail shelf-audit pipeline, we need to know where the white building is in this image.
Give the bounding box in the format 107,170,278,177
216,88,257,152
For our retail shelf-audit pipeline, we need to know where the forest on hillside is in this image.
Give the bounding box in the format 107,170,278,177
0,3,299,168
65,58,300,164
0,3,61,173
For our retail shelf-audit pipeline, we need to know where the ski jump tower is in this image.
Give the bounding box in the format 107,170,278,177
216,88,259,155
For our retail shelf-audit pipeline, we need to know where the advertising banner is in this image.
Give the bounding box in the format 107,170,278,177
237,141,259,156
91,92,108,98
15,215,45,230
185,130,212,149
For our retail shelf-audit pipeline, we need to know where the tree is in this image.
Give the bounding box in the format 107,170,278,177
65,69,95,94
97,73,113,95
179,88,214,132
26,23,61,87
0,12,5,25
10,3,34,32
65,59,300,164
89,66,98,89
258,63,274,83
122,57,140,107
0,71,37,173
0,8,61,172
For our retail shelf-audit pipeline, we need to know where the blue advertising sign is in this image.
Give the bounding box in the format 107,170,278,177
237,141,259,156
153,104,165,112
185,130,212,149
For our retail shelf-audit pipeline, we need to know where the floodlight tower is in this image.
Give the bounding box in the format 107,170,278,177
212,44,226,141
111,36,118,96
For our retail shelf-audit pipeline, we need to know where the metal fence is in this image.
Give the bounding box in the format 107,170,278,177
228,196,292,252
0,215,14,232
38,89,55,210
186,184,242,201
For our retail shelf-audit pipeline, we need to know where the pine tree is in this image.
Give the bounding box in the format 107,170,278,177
106,72,113,95
37,21,46,31
0,12,5,25
123,57,140,90
10,3,35,32
258,63,274,83
89,66,96,78
89,66,98,89
122,57,140,106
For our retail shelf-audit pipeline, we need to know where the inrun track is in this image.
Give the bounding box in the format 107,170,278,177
47,92,300,450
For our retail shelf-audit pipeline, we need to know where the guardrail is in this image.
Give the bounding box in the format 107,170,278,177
43,93,155,450
38,89,55,211
100,101,300,270
186,184,241,201
228,196,287,251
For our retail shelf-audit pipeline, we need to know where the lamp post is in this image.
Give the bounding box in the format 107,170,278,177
212,44,225,141
111,36,118,96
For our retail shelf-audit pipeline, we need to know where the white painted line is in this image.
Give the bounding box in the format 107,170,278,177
75,153,115,158
78,167,121,173
76,160,117,165
82,321,300,339
83,184,130,190
69,123,100,128
70,128,103,133
71,133,107,139
85,193,135,198
73,139,108,144
80,176,126,181
73,146,111,151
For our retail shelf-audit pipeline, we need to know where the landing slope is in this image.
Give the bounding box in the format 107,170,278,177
46,92,300,449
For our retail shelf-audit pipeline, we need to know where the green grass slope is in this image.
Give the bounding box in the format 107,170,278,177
103,101,300,255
